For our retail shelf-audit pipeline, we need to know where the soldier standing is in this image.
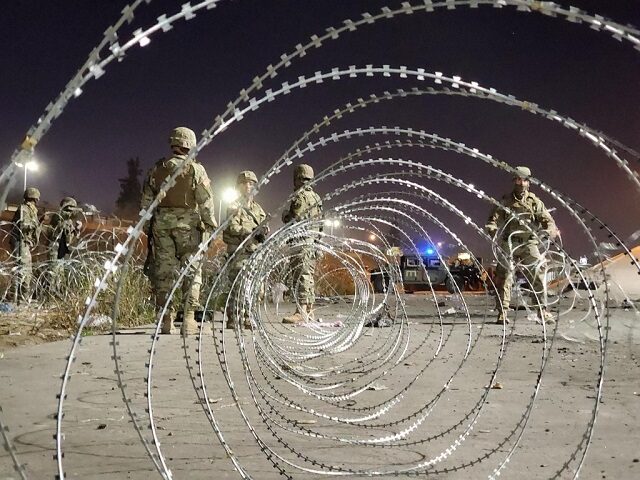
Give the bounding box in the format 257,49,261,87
141,127,217,336
10,187,41,303
48,197,81,261
485,166,557,325
45,196,82,293
222,170,268,330
281,164,323,324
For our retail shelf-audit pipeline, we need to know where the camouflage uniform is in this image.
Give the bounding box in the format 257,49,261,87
486,166,557,323
10,188,41,303
141,127,217,335
48,197,80,261
46,197,81,292
282,164,323,324
223,171,267,329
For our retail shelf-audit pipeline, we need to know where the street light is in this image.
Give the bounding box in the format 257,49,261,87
219,187,239,223
15,159,39,191
324,218,340,235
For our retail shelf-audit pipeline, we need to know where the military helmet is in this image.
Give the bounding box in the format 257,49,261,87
60,196,77,209
169,127,197,149
514,166,531,179
237,170,258,184
294,164,314,181
24,187,40,200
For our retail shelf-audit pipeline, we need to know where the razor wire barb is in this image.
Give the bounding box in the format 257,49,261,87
1,1,639,479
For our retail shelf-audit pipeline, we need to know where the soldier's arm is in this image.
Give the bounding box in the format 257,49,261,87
485,202,503,235
315,193,324,217
282,192,303,223
193,164,218,230
290,194,306,221
536,200,558,238
257,204,268,233
224,206,252,237
10,207,20,226
282,200,294,223
140,167,156,212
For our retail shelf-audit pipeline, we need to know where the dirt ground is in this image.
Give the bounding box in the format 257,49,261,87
0,306,72,350
1,292,639,479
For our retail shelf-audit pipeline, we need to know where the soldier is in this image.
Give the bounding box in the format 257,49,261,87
48,197,81,261
222,170,268,330
141,127,217,336
10,187,41,303
485,166,557,325
281,164,323,324
45,197,82,293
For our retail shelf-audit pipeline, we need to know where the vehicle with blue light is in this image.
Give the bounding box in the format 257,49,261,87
370,249,483,294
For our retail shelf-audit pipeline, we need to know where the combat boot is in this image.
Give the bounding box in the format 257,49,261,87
282,307,305,324
160,312,174,334
495,310,510,325
538,309,555,325
181,311,198,336
305,304,315,322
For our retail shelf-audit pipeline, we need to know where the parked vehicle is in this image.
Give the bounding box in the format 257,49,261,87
371,253,483,293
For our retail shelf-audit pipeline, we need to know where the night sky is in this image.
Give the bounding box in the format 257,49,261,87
2,0,639,257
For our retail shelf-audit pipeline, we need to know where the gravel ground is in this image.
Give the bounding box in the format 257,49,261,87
1,292,639,479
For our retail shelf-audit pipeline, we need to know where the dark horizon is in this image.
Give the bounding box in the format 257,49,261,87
2,0,639,258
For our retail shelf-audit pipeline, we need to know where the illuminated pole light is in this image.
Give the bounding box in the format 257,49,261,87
369,233,377,241
15,160,39,191
219,187,239,223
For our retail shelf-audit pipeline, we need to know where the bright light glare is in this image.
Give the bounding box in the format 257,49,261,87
139,36,151,47
26,160,38,171
222,187,239,203
368,234,376,241
437,241,443,248
332,219,340,227
324,219,333,227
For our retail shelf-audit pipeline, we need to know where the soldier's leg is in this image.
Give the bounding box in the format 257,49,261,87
23,249,33,301
494,262,512,309
13,246,33,303
288,254,304,302
283,252,305,324
518,244,544,302
152,228,179,334
174,227,203,335
520,244,554,323
494,253,513,324
225,256,245,329
300,248,317,320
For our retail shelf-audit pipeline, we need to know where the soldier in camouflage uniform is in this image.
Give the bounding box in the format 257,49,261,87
485,166,557,325
141,127,217,336
223,170,268,330
46,197,82,292
48,197,81,261
282,164,323,324
10,187,41,303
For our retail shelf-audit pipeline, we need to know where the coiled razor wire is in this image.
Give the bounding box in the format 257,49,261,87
1,1,639,479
